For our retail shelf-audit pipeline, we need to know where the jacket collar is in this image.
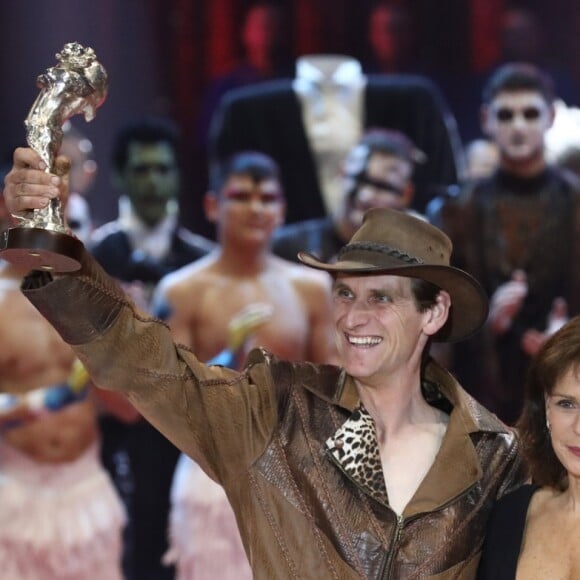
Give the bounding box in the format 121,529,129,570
301,357,509,516
305,357,508,434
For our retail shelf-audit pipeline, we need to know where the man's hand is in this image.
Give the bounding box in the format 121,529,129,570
521,297,569,356
3,147,70,217
488,270,528,335
227,303,273,352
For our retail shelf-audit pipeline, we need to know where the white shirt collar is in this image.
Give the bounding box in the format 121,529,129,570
117,195,178,261
293,55,365,94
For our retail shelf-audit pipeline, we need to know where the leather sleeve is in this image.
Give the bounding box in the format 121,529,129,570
22,248,278,484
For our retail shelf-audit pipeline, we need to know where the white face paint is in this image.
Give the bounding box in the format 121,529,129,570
483,91,553,165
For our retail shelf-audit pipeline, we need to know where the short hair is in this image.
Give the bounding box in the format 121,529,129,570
482,62,556,105
411,277,441,312
358,128,423,167
342,128,422,200
111,116,180,172
409,277,445,362
210,151,282,193
516,315,580,490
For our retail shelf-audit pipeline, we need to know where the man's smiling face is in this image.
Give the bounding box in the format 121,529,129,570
332,273,431,388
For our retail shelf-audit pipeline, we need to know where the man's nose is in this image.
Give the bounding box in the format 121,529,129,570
343,299,371,327
511,114,529,130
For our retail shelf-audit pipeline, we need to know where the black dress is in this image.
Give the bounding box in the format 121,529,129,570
477,484,539,580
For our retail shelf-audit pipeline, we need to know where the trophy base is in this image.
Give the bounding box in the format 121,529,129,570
0,227,83,272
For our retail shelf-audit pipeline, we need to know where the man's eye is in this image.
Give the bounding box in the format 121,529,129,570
227,192,252,203
334,287,352,299
226,192,281,204
131,164,172,175
260,193,281,204
373,293,391,303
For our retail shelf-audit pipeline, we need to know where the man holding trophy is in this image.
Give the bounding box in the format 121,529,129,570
1,41,106,273
0,43,128,579
2,42,525,579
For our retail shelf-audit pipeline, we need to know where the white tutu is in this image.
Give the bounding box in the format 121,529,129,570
164,453,252,580
0,438,126,580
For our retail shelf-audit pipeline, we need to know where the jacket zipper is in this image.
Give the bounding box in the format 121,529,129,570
378,513,404,579
326,449,481,577
378,481,479,579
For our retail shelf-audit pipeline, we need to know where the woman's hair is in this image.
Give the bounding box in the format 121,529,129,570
517,315,580,490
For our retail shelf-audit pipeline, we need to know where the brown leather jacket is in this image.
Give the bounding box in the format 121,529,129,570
23,252,525,579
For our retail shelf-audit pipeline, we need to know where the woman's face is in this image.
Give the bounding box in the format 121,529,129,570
546,366,580,479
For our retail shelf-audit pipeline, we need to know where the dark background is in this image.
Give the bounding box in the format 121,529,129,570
1,0,578,233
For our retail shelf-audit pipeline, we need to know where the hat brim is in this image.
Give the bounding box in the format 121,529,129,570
298,251,488,343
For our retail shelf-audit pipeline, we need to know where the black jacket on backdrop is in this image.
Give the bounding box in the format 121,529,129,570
210,74,464,222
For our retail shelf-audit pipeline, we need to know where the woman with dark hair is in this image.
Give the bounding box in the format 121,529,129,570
478,315,580,579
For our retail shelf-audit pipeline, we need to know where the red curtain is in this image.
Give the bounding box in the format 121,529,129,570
470,0,504,73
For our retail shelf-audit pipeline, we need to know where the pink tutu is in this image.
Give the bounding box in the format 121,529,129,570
0,438,126,580
164,453,252,580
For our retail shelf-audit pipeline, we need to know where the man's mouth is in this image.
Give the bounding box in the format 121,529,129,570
510,135,527,146
345,333,382,347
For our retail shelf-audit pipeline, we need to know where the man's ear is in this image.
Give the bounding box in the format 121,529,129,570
204,191,219,223
480,105,492,138
423,290,451,338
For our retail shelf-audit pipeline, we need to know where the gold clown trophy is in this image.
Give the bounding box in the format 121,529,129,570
0,42,108,272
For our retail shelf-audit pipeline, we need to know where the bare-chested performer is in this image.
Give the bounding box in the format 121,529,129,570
155,151,337,579
0,192,129,580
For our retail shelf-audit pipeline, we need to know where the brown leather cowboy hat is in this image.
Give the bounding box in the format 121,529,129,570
298,208,488,342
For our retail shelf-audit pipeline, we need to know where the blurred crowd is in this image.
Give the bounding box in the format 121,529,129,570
2,1,580,579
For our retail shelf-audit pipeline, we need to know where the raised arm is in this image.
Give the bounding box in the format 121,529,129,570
3,148,278,482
